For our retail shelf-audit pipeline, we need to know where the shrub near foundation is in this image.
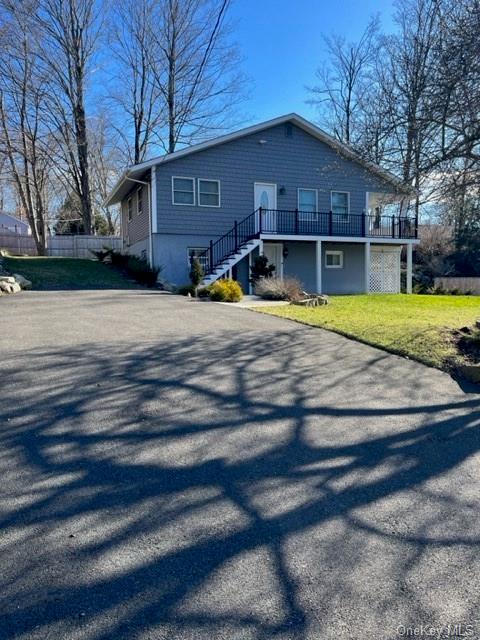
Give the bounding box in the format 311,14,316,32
255,277,303,301
209,279,243,302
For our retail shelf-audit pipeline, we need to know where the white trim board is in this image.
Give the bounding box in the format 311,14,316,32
260,234,419,244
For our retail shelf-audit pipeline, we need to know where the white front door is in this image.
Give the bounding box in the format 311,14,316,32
263,243,283,279
254,182,277,232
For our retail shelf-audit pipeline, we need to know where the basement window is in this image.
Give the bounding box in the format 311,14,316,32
325,250,343,268
187,247,208,270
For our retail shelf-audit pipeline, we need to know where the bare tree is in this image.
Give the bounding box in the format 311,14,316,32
429,0,480,167
108,0,165,165
0,1,51,253
36,0,100,234
307,17,379,146
149,0,245,154
88,112,122,233
385,0,441,188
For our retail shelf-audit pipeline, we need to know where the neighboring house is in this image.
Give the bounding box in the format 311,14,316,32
0,212,31,235
106,113,418,294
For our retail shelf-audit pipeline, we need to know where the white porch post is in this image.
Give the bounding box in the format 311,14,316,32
258,239,263,255
406,242,413,294
316,240,322,293
364,241,371,293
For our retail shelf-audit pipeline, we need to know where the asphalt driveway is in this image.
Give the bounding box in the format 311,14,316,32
1,290,479,640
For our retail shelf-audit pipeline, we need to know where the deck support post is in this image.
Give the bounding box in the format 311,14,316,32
316,240,322,293
364,241,371,293
406,242,413,294
248,251,253,294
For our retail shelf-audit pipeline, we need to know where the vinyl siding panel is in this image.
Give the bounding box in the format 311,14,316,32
154,123,398,239
121,184,150,247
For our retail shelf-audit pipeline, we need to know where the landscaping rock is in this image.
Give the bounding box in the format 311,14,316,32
10,282,21,293
458,364,480,384
292,294,329,307
0,276,15,284
13,274,32,290
0,281,14,293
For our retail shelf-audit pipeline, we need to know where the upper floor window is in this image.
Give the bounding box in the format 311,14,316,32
331,191,349,221
172,177,195,205
137,187,143,215
127,197,133,221
298,188,317,220
198,179,220,207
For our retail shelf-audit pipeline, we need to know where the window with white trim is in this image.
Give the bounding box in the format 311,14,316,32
331,191,349,221
127,197,133,221
298,188,317,220
137,187,143,215
172,177,195,205
187,247,208,270
198,179,220,207
325,250,343,268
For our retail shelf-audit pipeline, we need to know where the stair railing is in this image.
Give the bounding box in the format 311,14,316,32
198,209,259,277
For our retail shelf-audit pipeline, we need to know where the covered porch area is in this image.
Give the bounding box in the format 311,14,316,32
254,237,414,295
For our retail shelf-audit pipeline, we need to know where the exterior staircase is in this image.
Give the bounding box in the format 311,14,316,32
201,238,260,286
199,211,260,286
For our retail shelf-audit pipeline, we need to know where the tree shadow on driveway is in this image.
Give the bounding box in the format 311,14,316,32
1,330,479,639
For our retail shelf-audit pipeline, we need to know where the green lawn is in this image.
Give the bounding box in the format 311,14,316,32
3,256,137,290
255,294,480,369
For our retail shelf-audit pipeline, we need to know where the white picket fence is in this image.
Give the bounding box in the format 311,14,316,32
0,233,122,258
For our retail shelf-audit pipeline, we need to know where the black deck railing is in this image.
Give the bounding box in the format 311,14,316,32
198,208,417,277
258,209,417,240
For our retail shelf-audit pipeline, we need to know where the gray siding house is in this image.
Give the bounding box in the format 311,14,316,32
106,114,418,294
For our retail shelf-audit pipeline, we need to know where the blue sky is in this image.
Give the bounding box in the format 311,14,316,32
230,0,396,123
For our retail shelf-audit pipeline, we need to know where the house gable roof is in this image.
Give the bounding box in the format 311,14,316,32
0,212,30,229
105,113,413,205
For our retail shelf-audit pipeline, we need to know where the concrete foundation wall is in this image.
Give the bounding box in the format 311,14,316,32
153,234,212,286
321,242,366,294
280,241,366,293
283,241,317,291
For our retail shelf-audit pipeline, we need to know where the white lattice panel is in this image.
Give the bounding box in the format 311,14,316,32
369,250,400,293
369,253,383,292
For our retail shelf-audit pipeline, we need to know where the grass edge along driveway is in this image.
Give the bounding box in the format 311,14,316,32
254,293,479,370
3,256,136,290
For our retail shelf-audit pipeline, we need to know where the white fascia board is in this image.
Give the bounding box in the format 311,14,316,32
260,234,419,244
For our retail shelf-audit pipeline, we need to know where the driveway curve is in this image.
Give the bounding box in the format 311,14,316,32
1,290,479,640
